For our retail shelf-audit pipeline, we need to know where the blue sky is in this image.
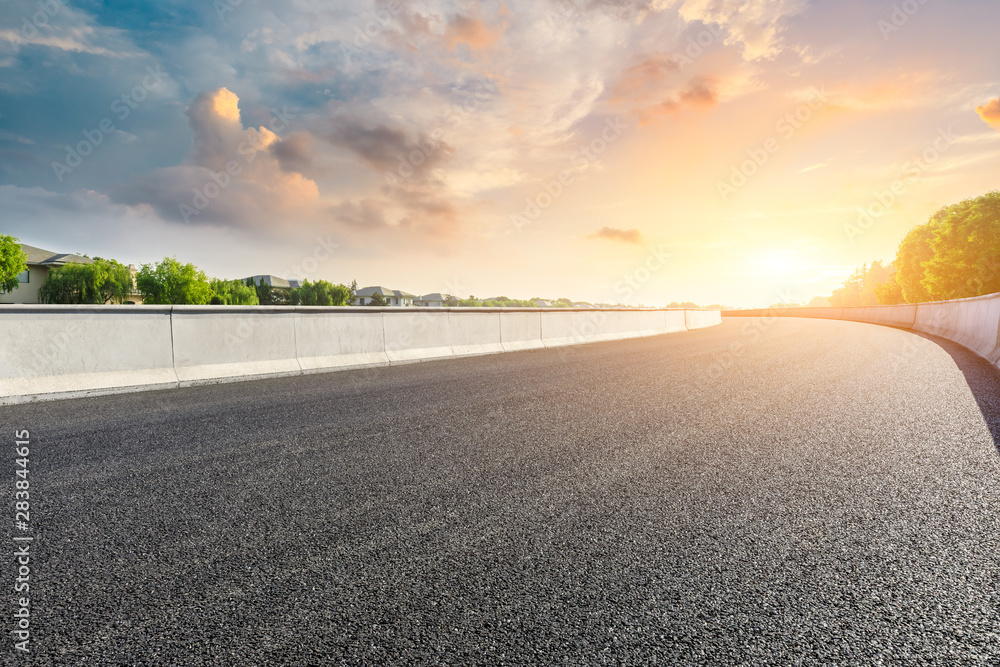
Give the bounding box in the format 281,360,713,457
2,0,999,306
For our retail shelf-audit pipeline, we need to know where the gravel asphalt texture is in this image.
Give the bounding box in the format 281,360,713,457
2,317,1000,665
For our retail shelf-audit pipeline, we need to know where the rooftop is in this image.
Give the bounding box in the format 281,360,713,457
21,244,94,267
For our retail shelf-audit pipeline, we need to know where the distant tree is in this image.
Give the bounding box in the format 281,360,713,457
873,278,904,305
210,279,259,305
444,295,460,307
295,280,351,306
348,279,359,305
247,277,274,305
894,224,935,303
137,257,213,305
366,291,388,306
38,257,134,304
0,234,27,294
830,265,867,307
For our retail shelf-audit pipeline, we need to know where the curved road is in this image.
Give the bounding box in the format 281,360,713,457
3,318,999,664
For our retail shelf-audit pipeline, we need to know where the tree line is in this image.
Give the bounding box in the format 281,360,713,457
0,242,354,306
827,191,1000,307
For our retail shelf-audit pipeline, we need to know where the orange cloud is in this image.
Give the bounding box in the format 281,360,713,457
611,53,721,123
612,53,682,102
210,87,242,123
445,14,503,51
589,227,644,244
976,98,1000,128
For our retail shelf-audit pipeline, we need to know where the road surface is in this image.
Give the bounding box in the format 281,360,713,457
2,318,999,664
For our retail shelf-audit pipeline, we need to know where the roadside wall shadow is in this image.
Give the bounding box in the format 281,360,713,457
905,329,1000,456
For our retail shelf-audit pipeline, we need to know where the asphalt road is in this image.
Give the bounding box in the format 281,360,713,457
3,318,1000,665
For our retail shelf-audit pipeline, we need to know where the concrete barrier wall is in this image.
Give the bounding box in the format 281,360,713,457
172,307,301,383
499,311,543,352
295,309,389,372
0,306,177,399
724,293,1000,371
685,309,723,330
0,306,722,404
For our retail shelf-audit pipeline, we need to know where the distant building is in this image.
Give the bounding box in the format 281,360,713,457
414,293,452,307
244,275,300,291
533,299,552,308
354,286,415,307
1,244,93,304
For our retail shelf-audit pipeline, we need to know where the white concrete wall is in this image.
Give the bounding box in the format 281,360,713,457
295,308,389,372
499,311,543,352
685,309,723,330
0,306,722,403
725,294,1000,371
171,307,301,383
0,305,177,398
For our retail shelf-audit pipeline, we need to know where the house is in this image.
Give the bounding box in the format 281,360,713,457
414,293,452,307
354,286,415,307
1,244,94,304
533,299,552,308
245,275,300,291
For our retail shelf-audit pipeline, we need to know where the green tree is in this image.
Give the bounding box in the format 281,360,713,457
247,277,274,305
294,280,351,306
894,223,935,303
874,278,904,305
210,279,259,305
348,279,358,305
0,235,27,294
366,290,388,306
38,258,134,304
921,191,1000,300
137,257,213,305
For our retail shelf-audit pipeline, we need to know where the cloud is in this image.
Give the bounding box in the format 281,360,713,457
110,87,318,228
328,199,390,229
325,115,454,179
976,98,1000,129
445,14,504,51
589,226,645,243
272,132,317,174
611,55,720,122
669,0,807,60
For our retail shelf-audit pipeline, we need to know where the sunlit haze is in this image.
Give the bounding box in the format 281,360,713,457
2,0,998,307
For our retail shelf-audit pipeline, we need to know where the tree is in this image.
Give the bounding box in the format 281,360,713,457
38,257,135,304
247,277,274,305
921,191,1000,300
366,290,388,306
0,235,27,294
348,279,358,306
137,257,213,305
293,280,351,306
873,278,904,305
894,223,935,303
210,279,259,305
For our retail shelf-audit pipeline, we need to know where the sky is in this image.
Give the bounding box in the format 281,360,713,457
1,0,998,308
